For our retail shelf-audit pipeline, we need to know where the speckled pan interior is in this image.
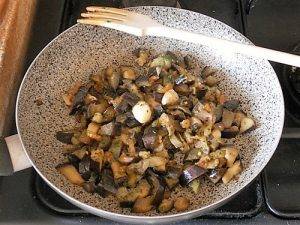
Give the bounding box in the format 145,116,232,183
17,6,284,218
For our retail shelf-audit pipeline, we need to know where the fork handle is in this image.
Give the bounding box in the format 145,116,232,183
147,26,300,67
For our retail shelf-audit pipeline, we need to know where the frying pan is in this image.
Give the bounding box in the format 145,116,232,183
0,6,284,224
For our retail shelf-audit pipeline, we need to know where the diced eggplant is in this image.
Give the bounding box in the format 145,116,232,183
222,160,242,184
90,149,104,173
100,122,115,136
184,148,203,162
109,137,123,160
222,109,235,128
188,178,200,194
95,169,117,196
205,76,219,87
142,127,158,150
122,92,140,106
153,105,165,118
111,161,127,185
78,155,92,180
224,147,239,167
183,55,193,69
83,181,95,193
158,198,174,213
223,99,240,111
56,131,74,144
69,86,89,115
132,196,153,213
124,112,141,128
213,105,223,122
201,66,216,78
106,67,120,90
115,99,129,114
102,106,116,123
192,102,213,123
56,163,84,186
174,75,187,85
240,117,255,133
119,153,135,164
135,179,151,199
163,164,182,190
72,148,88,160
207,168,227,184
146,170,165,207
98,135,111,150
174,197,190,212
67,154,80,168
179,165,206,186
221,126,239,138
135,74,150,87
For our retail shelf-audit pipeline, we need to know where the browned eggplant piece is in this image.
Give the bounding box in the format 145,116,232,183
111,161,127,185
132,196,153,213
142,127,158,150
135,74,150,87
56,163,84,186
223,99,240,111
179,165,206,186
67,154,80,168
164,165,182,190
158,198,174,213
83,181,95,193
222,109,235,128
56,131,74,144
115,99,129,114
146,170,165,207
240,117,255,133
153,104,165,118
122,92,140,107
213,104,223,122
100,122,115,136
106,67,120,90
69,86,89,115
78,155,92,180
184,148,202,162
109,137,123,160
153,92,163,102
221,126,239,138
174,197,190,212
124,112,141,128
102,106,116,123
95,169,117,197
183,55,193,69
118,189,138,208
207,168,227,184
98,135,111,150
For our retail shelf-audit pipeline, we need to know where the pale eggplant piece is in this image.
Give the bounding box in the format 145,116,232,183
188,178,200,194
223,99,240,111
240,117,255,133
184,148,202,162
222,109,235,128
146,170,165,207
122,92,140,106
56,163,84,186
106,68,120,90
214,105,223,122
56,131,74,144
207,168,227,184
222,126,239,138
179,165,206,186
78,155,92,180
119,191,138,208
142,127,158,150
100,122,115,136
83,181,95,193
69,86,89,115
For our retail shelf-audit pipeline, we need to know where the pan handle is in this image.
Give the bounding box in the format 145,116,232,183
0,134,32,176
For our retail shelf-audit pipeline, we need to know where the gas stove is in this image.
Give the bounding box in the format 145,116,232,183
1,0,300,224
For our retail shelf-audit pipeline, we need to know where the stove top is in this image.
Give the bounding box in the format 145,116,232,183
1,0,300,224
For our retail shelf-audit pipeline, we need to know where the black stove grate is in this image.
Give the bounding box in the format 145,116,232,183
34,174,262,218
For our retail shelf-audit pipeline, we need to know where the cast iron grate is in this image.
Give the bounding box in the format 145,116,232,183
34,175,262,218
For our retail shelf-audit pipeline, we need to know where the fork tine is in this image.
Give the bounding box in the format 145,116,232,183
81,13,125,21
86,6,128,16
77,18,123,26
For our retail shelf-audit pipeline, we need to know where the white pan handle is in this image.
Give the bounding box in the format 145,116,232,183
0,134,32,176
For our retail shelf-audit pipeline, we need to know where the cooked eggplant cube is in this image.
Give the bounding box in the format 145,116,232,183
158,198,174,213
67,154,80,168
56,131,74,144
221,126,239,138
56,163,84,186
78,155,92,180
207,168,227,184
146,170,165,207
132,196,153,213
179,165,206,186
83,181,95,193
223,99,240,111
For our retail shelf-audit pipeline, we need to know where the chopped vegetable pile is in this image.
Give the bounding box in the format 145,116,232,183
56,49,255,214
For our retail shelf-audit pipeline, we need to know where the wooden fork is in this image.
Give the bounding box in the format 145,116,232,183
78,6,300,67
